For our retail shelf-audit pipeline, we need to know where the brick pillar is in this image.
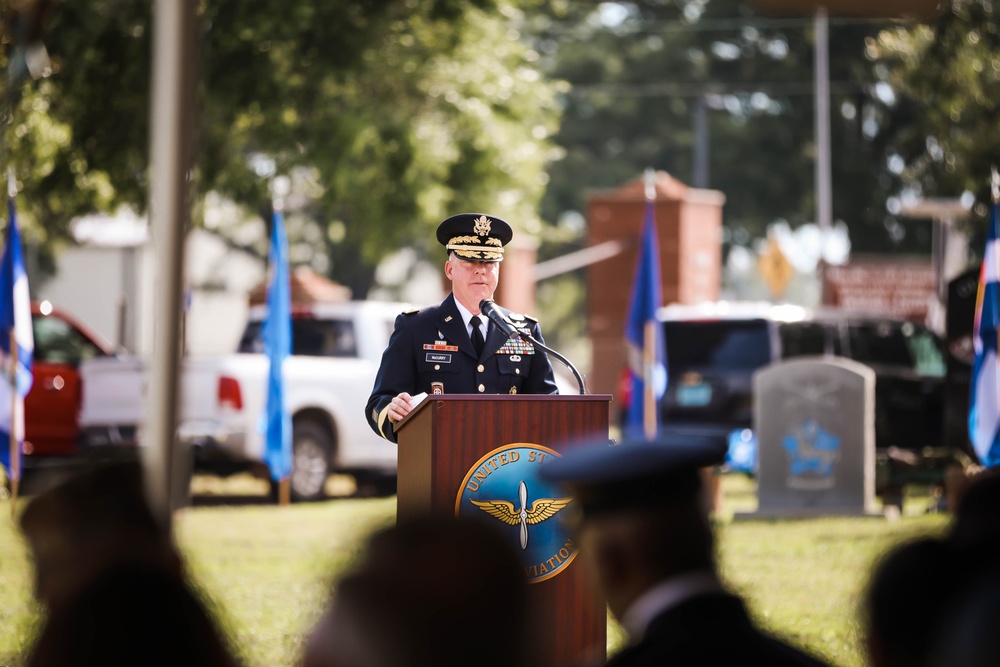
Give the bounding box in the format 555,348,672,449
496,234,538,316
586,171,725,402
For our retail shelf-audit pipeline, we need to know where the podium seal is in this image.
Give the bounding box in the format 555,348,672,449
455,443,578,584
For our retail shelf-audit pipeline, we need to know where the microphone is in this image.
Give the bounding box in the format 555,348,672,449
479,299,523,340
479,299,588,394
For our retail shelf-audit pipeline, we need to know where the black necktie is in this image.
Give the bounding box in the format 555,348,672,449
470,316,485,356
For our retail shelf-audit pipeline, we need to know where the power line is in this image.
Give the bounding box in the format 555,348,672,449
533,15,900,37
565,80,872,97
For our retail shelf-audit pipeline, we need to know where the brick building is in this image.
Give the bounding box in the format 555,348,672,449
586,171,725,400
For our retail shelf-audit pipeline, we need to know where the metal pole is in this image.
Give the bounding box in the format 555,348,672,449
693,95,709,189
815,8,832,303
143,0,197,528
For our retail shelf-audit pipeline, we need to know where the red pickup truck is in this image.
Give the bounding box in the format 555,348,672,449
22,301,114,465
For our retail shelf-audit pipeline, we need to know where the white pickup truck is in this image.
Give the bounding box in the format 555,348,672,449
78,300,411,501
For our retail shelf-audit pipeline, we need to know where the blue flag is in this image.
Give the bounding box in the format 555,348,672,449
0,198,33,481
623,201,666,440
262,208,292,482
969,203,1000,468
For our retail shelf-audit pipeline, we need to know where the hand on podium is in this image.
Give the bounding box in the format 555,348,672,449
386,392,427,424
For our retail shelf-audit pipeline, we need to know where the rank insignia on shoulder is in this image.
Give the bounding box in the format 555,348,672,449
403,308,419,316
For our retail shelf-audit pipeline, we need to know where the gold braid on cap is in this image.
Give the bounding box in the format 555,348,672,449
446,235,504,259
448,247,504,260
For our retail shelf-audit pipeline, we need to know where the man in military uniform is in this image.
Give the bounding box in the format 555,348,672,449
539,436,831,667
365,212,558,443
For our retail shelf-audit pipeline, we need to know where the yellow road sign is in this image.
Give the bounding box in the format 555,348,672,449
758,238,794,299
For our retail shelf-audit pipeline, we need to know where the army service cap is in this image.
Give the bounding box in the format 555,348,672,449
538,433,727,517
436,213,513,262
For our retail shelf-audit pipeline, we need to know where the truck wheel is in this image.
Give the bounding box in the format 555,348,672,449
289,420,332,502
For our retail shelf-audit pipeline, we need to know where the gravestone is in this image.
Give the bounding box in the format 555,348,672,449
746,356,878,517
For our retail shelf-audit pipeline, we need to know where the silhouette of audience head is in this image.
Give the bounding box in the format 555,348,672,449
538,435,725,622
861,536,958,667
303,515,532,667
863,469,1000,667
18,460,181,611
926,569,1000,667
24,562,242,667
949,466,1000,548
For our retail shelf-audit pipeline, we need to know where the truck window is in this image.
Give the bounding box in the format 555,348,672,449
33,316,105,366
238,318,357,357
904,326,946,378
847,322,912,368
664,319,771,373
778,322,838,358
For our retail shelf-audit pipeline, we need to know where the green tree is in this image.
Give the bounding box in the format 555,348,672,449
1,0,561,296
873,0,1000,244
530,0,924,256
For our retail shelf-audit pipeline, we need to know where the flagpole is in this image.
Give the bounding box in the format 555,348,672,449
8,323,17,517
6,172,17,517
642,169,657,440
992,167,1000,446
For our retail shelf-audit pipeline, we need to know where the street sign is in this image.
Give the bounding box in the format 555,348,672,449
757,238,795,300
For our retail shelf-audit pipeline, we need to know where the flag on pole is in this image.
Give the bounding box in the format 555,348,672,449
262,207,292,482
969,200,1000,468
0,197,34,483
623,188,666,440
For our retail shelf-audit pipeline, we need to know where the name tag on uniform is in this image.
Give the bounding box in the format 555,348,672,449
426,353,452,363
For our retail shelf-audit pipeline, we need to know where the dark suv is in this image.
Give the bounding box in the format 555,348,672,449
654,302,969,503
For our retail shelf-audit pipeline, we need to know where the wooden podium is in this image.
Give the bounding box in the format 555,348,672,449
395,394,611,667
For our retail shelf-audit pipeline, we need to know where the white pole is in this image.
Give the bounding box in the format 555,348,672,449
144,0,197,528
815,8,832,303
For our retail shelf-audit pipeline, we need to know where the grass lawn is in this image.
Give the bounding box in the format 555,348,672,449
0,474,948,667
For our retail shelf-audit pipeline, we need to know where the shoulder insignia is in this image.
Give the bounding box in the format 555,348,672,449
522,314,539,324
403,308,419,316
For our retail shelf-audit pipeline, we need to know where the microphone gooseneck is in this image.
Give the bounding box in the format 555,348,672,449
478,299,587,394
479,299,523,340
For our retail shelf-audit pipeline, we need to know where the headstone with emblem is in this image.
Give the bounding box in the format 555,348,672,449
745,357,879,517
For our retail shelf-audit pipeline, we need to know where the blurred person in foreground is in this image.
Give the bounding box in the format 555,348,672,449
24,562,242,667
365,212,557,442
302,516,536,667
18,461,242,667
18,460,181,611
861,468,1000,667
538,435,831,667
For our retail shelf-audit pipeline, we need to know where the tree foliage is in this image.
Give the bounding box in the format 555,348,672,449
529,0,928,257
873,0,1000,239
1,0,562,296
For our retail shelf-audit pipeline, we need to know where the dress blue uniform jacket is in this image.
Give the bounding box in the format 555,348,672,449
366,293,559,442
606,592,831,667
